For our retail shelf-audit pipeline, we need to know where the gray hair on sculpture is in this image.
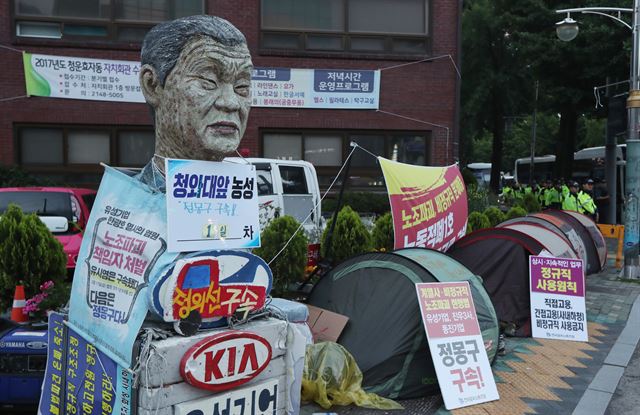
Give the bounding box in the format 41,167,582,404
141,15,247,86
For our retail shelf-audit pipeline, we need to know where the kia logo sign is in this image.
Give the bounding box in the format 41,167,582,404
180,331,272,392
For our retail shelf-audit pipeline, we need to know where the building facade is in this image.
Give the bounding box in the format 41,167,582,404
0,0,461,190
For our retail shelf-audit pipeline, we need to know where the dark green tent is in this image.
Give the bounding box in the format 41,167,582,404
307,248,499,399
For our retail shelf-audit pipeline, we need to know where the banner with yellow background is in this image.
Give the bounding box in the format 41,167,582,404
379,158,468,251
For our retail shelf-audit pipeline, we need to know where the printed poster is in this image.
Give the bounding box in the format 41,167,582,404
379,158,468,251
23,52,144,103
22,52,380,109
68,166,177,368
529,256,588,342
251,67,380,109
416,282,499,410
38,312,133,415
165,159,260,252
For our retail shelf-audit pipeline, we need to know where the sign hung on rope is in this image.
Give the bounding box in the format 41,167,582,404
165,158,260,252
379,158,468,251
180,331,272,392
529,255,588,342
416,282,499,410
68,166,178,368
22,52,380,109
251,67,380,109
38,312,133,415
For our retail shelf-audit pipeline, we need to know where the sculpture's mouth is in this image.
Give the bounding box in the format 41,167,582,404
207,121,238,135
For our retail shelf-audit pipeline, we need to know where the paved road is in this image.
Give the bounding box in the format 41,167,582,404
606,339,640,414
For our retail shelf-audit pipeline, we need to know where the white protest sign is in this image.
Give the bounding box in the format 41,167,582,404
165,159,260,252
529,255,588,342
416,282,499,410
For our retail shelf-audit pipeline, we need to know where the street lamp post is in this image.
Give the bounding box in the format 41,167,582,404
556,2,640,279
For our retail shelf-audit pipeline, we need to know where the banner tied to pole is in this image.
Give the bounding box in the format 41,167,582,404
379,158,468,251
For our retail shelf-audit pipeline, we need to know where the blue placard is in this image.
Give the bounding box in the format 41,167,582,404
38,312,133,415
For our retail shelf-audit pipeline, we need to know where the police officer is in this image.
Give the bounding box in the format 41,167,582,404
562,181,581,212
579,179,598,221
546,180,564,210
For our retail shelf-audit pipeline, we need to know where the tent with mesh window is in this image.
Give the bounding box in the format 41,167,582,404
306,248,499,399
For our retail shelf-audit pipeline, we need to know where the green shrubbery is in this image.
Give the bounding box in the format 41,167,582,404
505,206,528,220
254,215,308,297
371,212,394,251
483,206,506,227
321,206,372,265
466,211,491,234
0,205,67,310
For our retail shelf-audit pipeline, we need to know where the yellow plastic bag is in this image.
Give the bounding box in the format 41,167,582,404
301,342,403,410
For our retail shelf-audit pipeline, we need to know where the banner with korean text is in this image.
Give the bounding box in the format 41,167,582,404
23,52,145,103
529,255,588,342
69,166,178,368
416,282,499,410
251,67,380,109
379,158,468,251
38,312,133,415
165,159,260,252
22,52,380,109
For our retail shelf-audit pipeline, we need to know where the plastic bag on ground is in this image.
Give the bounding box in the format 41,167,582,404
301,342,403,410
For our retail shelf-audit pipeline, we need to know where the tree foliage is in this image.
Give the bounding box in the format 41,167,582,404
462,0,629,183
321,206,372,265
253,215,308,297
0,205,66,310
371,212,394,251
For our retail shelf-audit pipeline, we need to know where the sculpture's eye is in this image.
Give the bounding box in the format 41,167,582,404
199,78,217,90
235,84,250,97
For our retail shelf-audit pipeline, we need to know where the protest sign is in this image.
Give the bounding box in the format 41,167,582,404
68,166,178,368
529,255,588,342
165,159,260,252
379,158,468,251
416,282,499,410
38,312,133,415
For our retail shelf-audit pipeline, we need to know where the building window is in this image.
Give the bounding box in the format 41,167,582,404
17,125,155,187
262,130,430,189
260,0,430,55
14,0,204,43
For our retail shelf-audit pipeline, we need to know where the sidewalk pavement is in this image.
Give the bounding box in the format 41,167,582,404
302,250,640,415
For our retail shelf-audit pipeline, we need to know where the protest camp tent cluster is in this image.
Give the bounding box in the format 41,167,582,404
447,210,606,337
306,248,499,399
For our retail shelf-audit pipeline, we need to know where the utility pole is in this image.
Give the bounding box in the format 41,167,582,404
529,81,539,185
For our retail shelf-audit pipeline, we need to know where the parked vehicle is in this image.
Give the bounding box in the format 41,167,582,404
226,157,323,267
0,319,48,410
0,187,97,270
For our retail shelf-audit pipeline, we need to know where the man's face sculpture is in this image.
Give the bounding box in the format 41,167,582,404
143,36,252,162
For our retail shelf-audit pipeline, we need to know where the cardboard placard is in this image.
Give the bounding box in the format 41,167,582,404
306,305,349,343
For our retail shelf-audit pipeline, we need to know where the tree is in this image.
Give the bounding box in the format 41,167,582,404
0,205,66,310
321,206,372,265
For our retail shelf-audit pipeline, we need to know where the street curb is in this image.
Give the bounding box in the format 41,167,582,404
572,292,640,415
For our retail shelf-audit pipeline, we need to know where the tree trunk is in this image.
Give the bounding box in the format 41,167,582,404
554,106,578,180
489,107,504,192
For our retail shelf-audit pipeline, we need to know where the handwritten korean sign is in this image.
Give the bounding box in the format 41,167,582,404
529,256,588,342
416,282,499,410
38,312,132,415
165,159,260,252
379,158,468,251
251,67,380,109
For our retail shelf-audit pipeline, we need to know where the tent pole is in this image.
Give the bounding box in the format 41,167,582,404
323,151,353,264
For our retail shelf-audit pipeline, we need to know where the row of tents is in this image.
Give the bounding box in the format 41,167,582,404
307,209,606,399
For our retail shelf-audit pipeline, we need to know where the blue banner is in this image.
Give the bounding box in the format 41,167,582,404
68,166,178,367
38,312,133,415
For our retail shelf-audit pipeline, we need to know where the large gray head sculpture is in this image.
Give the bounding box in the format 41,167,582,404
140,15,252,165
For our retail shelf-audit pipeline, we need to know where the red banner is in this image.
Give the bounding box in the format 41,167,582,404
379,158,468,251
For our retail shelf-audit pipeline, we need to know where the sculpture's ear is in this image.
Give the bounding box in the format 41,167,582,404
140,64,162,108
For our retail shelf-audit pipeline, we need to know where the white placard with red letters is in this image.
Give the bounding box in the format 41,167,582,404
416,282,499,410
